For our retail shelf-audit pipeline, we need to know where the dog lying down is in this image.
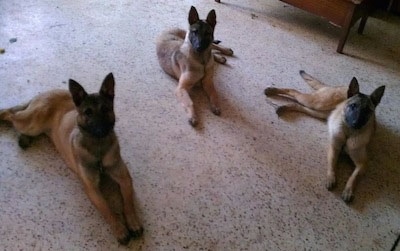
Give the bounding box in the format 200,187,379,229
0,74,143,244
156,6,233,127
265,71,385,202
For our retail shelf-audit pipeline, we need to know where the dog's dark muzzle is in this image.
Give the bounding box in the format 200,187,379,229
344,105,371,129
82,120,115,138
192,39,212,52
189,32,213,53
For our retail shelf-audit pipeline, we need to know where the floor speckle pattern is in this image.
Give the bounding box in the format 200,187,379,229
1,0,400,250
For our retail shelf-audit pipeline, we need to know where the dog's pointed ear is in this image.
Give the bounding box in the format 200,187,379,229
69,79,88,107
370,85,385,107
206,9,216,29
100,73,115,101
188,6,199,25
347,77,360,98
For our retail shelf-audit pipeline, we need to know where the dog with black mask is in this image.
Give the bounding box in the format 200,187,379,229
156,6,233,127
327,78,385,202
0,73,143,244
265,72,385,202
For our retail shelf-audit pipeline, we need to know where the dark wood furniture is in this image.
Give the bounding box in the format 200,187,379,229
278,0,372,53
215,0,373,53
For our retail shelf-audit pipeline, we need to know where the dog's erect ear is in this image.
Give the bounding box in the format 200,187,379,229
188,6,199,25
347,77,360,98
100,73,115,101
206,9,216,29
69,79,88,107
370,85,385,107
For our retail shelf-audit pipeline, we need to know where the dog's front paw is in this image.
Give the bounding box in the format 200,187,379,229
129,226,144,240
341,189,354,203
325,176,336,191
212,106,221,116
188,117,198,127
116,229,131,246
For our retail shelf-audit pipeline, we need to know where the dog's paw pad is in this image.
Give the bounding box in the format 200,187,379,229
341,190,354,203
129,227,144,240
188,118,198,127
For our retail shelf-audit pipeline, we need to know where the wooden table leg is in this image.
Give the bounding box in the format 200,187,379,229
337,4,356,53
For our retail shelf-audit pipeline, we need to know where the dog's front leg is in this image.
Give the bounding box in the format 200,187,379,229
342,147,367,202
176,75,197,126
80,169,131,244
108,160,143,239
326,140,342,191
202,73,220,116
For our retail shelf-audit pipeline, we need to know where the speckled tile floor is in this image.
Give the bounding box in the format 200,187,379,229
1,0,400,250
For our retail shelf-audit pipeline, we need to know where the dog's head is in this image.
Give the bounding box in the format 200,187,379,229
344,77,385,129
69,73,116,138
188,6,216,53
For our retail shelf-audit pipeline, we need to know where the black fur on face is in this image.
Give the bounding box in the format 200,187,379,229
69,73,116,138
188,6,216,53
344,93,374,129
343,78,385,130
76,94,115,138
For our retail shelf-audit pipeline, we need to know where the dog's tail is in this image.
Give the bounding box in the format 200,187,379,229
299,70,327,90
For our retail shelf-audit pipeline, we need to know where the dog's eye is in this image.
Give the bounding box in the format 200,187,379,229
191,29,198,34
84,108,93,117
350,103,357,110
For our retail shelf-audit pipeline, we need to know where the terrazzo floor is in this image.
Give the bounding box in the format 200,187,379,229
1,0,400,250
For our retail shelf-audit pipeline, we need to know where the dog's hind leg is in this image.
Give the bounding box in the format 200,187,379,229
0,101,47,148
213,54,227,64
211,43,233,56
265,87,311,104
342,147,368,202
211,43,233,65
299,70,327,90
275,103,330,120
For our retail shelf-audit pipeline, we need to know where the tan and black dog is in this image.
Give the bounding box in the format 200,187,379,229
265,71,385,202
156,6,233,126
0,73,143,244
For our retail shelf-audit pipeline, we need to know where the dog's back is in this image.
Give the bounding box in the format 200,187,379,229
156,28,186,78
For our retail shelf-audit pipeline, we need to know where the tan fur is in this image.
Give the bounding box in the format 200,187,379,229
265,72,385,202
156,9,233,127
326,100,376,202
265,71,348,119
0,81,142,244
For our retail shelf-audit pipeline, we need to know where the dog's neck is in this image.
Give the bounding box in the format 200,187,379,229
77,129,117,158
